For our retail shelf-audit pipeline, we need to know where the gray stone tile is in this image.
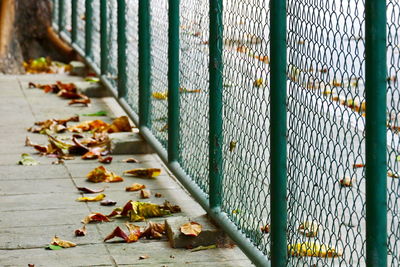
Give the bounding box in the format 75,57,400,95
0,164,70,180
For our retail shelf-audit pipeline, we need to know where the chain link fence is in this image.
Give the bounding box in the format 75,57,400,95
54,1,398,266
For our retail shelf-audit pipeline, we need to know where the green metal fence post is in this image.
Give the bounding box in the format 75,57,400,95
270,0,288,265
58,0,64,31
138,0,151,128
117,0,127,98
100,0,108,75
71,0,78,44
85,0,93,58
168,0,180,162
365,0,387,266
209,0,223,209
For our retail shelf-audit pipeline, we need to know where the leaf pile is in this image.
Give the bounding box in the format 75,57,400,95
24,57,71,74
28,116,79,134
288,242,342,257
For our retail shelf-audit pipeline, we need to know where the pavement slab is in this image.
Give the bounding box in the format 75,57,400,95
0,74,253,267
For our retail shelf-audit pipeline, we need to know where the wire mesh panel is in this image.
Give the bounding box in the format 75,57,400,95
52,0,59,28
91,0,101,67
125,0,139,113
102,0,118,88
60,0,72,39
221,0,271,256
75,0,86,51
286,0,367,266
148,0,169,148
387,1,400,265
178,0,210,194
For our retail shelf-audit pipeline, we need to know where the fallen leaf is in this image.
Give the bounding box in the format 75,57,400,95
124,168,161,178
51,236,76,248
152,91,168,100
84,77,100,83
190,244,217,252
288,242,342,257
69,98,91,106
100,199,117,206
180,222,202,237
76,193,106,202
82,212,111,224
161,200,181,213
298,221,319,237
155,193,162,198
75,225,87,236
28,264,35,267
86,166,123,183
140,189,151,199
98,156,113,164
142,221,165,239
104,223,141,243
81,110,107,116
120,200,171,221
139,255,150,260
123,157,139,163
46,244,62,250
77,187,105,194
18,153,39,166
51,159,64,165
108,116,132,133
125,183,146,192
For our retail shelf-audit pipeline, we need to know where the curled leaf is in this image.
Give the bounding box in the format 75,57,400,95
124,168,161,178
108,116,132,133
190,244,217,252
77,187,105,194
86,166,123,183
51,236,76,248
69,98,91,106
180,222,202,237
82,212,111,224
139,255,150,260
125,183,146,192
18,153,39,166
142,221,165,239
161,200,181,213
288,242,342,257
100,199,117,206
140,189,151,199
104,223,141,243
98,156,113,164
76,193,106,202
75,225,87,236
120,200,171,222
123,157,139,163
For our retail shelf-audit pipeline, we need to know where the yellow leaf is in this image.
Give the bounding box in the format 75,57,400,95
76,193,106,202
253,78,263,88
51,236,76,248
152,91,168,100
124,168,161,178
288,242,342,257
125,183,146,192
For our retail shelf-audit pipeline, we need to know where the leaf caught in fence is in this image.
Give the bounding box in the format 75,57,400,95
288,242,342,257
298,221,319,237
152,91,168,100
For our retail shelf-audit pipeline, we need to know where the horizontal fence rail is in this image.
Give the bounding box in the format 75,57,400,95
51,0,395,266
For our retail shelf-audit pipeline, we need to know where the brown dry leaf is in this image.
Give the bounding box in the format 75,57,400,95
103,226,129,243
108,116,132,133
98,156,113,164
82,212,111,224
51,236,76,248
100,199,117,206
140,189,151,199
352,163,365,169
123,168,161,178
86,166,123,183
180,222,202,237
75,225,87,236
77,187,105,194
298,221,319,237
104,223,141,243
125,183,146,192
139,255,150,260
288,242,342,257
69,98,91,106
260,224,270,234
123,157,139,163
142,221,165,239
161,200,181,213
388,171,399,178
68,120,110,133
155,193,162,198
76,193,106,202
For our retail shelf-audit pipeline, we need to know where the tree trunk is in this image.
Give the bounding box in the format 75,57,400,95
0,0,75,74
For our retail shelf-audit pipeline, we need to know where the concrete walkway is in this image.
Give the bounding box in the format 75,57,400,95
0,74,252,267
